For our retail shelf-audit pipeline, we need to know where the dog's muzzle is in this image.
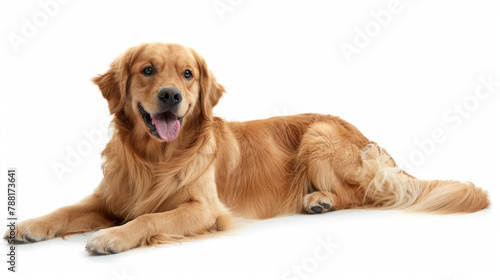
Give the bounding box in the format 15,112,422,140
138,103,185,142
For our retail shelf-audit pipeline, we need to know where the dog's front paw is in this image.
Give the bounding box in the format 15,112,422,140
85,227,138,255
3,218,60,244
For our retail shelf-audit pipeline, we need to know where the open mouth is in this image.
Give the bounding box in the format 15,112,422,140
138,103,185,142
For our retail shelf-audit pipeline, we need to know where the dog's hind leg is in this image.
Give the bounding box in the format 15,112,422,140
298,121,369,213
298,120,489,214
304,191,336,213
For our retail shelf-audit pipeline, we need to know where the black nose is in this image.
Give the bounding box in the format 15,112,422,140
158,87,183,108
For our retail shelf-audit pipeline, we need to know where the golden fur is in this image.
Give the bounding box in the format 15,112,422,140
4,42,490,254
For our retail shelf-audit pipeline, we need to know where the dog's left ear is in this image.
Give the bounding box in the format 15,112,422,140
191,49,225,120
92,50,133,115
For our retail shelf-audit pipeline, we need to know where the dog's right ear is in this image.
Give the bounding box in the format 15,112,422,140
92,51,133,115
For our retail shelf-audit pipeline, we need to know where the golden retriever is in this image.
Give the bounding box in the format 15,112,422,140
4,42,490,254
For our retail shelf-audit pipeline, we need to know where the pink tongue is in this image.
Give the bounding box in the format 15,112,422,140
151,112,180,142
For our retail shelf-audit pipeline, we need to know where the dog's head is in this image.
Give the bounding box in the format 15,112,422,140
93,42,224,142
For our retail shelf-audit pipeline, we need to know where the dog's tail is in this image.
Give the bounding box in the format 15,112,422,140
356,144,490,214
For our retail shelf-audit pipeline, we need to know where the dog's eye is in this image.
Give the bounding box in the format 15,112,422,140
142,67,154,76
183,69,192,80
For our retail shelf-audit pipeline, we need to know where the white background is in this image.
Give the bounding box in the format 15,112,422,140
1,0,499,279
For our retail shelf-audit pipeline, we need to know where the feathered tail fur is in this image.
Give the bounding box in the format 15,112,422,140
357,144,490,213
